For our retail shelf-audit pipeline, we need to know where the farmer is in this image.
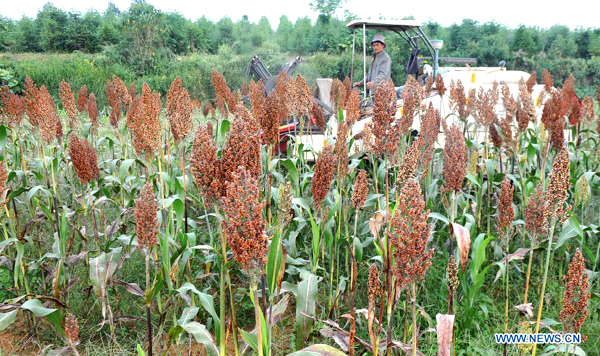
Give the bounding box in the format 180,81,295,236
353,33,392,91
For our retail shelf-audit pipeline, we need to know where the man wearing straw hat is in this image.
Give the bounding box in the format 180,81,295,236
353,33,392,91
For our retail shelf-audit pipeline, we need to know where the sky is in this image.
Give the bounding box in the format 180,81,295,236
1,0,596,30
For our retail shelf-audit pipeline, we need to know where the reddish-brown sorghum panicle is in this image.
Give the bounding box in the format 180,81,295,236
517,78,536,131
372,79,401,156
400,75,422,133
346,89,361,124
289,75,311,118
0,88,25,128
351,170,368,209
581,96,594,125
68,134,99,184
330,78,344,112
388,178,434,290
113,75,132,108
59,80,77,127
368,263,381,304
475,86,498,127
76,84,88,113
311,144,336,208
436,74,446,96
449,79,468,119
311,100,326,132
274,73,290,120
211,70,238,115
559,249,590,340
417,103,441,173
135,182,159,249
443,124,467,192
524,186,549,243
541,90,566,149
87,93,98,130
64,313,80,343
263,93,282,145
166,76,193,141
542,69,554,92
497,177,514,235
38,85,58,143
221,104,261,189
547,147,571,221
0,163,8,207
190,123,222,201
277,182,294,225
221,166,268,273
130,83,162,157
334,117,349,180
526,71,537,94
106,80,121,128
396,138,419,187
249,80,269,138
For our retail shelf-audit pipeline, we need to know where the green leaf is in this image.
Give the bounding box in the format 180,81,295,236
173,198,185,227
119,159,136,181
181,322,219,356
569,216,583,238
136,344,146,356
0,310,17,331
0,238,17,254
178,307,199,325
292,197,310,212
283,159,299,187
21,299,56,317
429,212,449,225
541,344,586,356
0,125,7,150
89,250,121,293
176,282,220,330
239,329,258,352
295,272,319,349
266,231,284,295
465,173,481,188
26,185,51,202
219,119,231,139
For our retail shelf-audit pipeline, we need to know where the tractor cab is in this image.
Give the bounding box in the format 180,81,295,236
345,19,443,95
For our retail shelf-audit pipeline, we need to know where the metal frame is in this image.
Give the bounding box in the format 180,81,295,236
348,20,441,87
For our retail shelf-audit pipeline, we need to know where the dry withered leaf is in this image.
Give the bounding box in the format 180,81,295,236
451,223,471,272
515,303,534,319
436,313,455,356
494,248,532,282
368,210,388,240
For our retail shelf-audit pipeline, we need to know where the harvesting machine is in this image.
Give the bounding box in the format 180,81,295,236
246,19,547,159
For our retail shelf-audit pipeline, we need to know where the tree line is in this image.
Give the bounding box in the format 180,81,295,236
0,1,598,96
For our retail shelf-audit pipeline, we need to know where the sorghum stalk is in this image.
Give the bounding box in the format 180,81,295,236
411,283,418,356
531,217,557,356
214,205,227,356
533,147,570,356
145,249,153,356
252,280,264,356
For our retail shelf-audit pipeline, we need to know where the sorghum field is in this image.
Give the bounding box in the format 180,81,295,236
0,69,598,356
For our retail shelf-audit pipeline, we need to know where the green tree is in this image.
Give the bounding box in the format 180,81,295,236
276,15,294,52
115,1,171,74
511,25,540,56
36,3,69,52
65,11,101,52
309,0,346,18
448,19,481,56
0,16,16,52
14,17,40,52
